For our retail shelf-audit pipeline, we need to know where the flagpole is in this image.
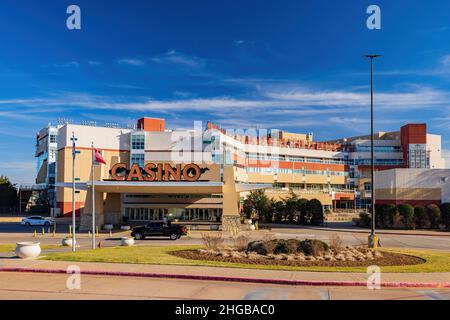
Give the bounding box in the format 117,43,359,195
91,142,96,250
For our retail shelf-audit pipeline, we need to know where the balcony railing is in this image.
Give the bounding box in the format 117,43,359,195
267,188,355,194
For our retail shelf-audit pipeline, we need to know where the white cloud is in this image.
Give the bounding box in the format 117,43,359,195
88,60,101,65
441,55,450,66
1,85,449,114
152,50,204,68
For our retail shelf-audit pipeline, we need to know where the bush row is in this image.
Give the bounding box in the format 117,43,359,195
359,202,450,230
247,238,329,256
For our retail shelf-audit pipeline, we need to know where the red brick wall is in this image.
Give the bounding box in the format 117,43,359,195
400,124,427,167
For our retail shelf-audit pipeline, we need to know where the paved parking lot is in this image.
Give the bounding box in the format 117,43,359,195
1,221,449,251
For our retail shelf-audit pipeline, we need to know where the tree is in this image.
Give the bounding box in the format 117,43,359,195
0,176,18,207
383,203,398,228
426,204,441,229
440,203,450,230
397,204,414,229
414,206,430,229
304,199,324,225
296,198,309,224
282,191,300,223
269,199,285,223
243,190,270,222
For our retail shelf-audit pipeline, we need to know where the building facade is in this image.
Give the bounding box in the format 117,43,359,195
34,124,61,209
375,168,450,206
37,117,445,227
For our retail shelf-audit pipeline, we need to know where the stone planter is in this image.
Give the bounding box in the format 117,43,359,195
103,224,114,231
61,238,76,247
120,237,135,246
15,242,41,259
120,225,131,231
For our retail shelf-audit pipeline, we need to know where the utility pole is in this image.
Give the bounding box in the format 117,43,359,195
364,54,381,249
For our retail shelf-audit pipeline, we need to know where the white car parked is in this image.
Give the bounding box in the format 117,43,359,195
21,216,55,227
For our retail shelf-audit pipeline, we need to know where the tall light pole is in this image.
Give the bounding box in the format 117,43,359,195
70,132,78,252
364,54,381,248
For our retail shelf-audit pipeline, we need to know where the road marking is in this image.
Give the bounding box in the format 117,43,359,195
419,290,448,300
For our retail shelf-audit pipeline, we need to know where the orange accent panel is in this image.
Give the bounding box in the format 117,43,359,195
334,193,355,200
137,117,165,132
57,201,84,217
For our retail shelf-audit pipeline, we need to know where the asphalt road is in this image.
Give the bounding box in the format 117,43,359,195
0,272,449,300
1,221,449,251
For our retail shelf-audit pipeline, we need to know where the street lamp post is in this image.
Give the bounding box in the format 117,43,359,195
70,132,78,252
364,54,381,249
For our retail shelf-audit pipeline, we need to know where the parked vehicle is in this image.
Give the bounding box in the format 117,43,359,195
21,216,55,227
131,222,187,240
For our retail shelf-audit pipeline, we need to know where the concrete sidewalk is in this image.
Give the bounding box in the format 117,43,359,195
1,257,450,287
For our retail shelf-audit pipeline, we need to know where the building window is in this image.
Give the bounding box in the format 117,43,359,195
131,154,145,167
131,135,145,149
49,134,57,144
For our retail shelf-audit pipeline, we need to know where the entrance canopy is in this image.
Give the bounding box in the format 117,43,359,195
56,181,271,194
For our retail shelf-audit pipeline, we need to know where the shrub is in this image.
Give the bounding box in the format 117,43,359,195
247,234,277,255
382,204,397,228
246,241,267,255
441,203,450,230
329,234,344,253
375,204,384,228
426,204,441,229
358,212,371,227
414,206,430,229
308,199,324,225
233,233,250,251
201,232,224,251
397,204,414,229
273,239,301,254
299,239,329,256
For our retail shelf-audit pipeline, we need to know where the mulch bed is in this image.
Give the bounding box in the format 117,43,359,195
170,250,425,268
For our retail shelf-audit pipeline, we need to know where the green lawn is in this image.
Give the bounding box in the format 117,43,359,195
0,244,59,253
40,245,450,273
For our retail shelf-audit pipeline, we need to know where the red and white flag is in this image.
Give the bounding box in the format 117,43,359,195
94,149,106,164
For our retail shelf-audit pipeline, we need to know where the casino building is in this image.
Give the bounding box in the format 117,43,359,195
35,117,445,229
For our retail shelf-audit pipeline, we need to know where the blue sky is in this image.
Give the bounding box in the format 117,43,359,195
1,0,450,184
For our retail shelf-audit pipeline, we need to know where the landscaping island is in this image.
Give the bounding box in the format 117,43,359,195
31,233,450,273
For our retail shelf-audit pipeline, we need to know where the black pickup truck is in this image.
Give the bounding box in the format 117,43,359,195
131,222,187,240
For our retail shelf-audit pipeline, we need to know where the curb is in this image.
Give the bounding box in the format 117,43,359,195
1,267,450,289
302,227,450,238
